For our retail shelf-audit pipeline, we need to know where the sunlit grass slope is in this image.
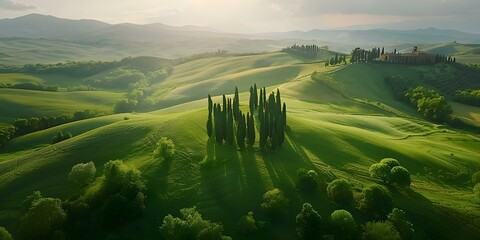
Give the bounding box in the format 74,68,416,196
0,88,123,123
1,53,480,239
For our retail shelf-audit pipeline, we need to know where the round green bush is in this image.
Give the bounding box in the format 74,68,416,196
330,210,356,237
327,179,353,204
390,166,411,187
361,185,393,219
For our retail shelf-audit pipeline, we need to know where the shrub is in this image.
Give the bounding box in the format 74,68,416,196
21,197,66,239
52,131,73,144
389,166,411,187
0,226,13,240
363,221,401,240
387,208,414,240
261,188,289,216
23,190,43,212
327,179,353,205
113,99,137,113
472,171,480,185
361,185,393,219
154,137,175,160
159,207,231,240
68,161,96,186
474,183,480,199
379,158,400,169
296,203,322,240
297,168,318,191
238,212,257,235
330,210,357,239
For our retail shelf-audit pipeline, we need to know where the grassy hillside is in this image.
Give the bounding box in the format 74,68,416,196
1,53,480,239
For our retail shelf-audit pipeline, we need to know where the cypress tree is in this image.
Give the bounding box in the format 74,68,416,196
208,94,213,114
259,88,264,111
226,105,234,145
215,104,222,143
254,83,258,109
263,87,267,107
248,112,255,147
222,95,227,141
277,117,284,147
259,115,267,149
282,102,287,127
237,113,246,149
271,127,277,150
207,112,213,138
234,86,239,120
249,86,254,114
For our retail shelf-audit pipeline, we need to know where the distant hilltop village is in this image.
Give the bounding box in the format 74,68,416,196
351,46,455,65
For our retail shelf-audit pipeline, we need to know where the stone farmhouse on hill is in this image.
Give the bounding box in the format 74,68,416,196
378,46,436,64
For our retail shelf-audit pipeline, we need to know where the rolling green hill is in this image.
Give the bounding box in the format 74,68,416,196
1,53,480,239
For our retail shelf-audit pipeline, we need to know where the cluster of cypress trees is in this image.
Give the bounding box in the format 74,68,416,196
258,88,286,150
206,84,286,150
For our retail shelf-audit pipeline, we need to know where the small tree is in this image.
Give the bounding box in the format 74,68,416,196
389,166,411,187
387,208,414,240
330,210,357,239
363,221,401,240
0,227,13,240
327,179,353,205
154,137,175,160
21,198,67,239
297,169,318,192
261,188,289,216
296,203,322,240
238,211,257,235
361,185,393,219
68,161,96,186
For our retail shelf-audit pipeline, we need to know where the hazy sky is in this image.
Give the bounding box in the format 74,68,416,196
1,0,479,33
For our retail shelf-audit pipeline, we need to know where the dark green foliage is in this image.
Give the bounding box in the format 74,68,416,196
270,127,277,150
236,113,246,149
361,185,393,219
0,126,15,147
384,76,415,100
238,212,257,235
297,168,318,192
249,86,255,114
246,113,255,147
363,221,401,240
208,94,213,114
159,207,231,240
282,44,321,59
389,166,411,187
114,99,137,113
327,179,353,205
261,188,289,216
68,161,96,186
472,171,480,185
253,84,258,109
233,87,239,120
405,86,452,123
226,101,234,145
387,208,415,240
259,88,264,111
0,226,13,240
51,131,73,144
23,191,43,212
455,89,480,107
222,95,227,141
259,114,267,149
21,197,66,239
369,158,401,184
154,137,176,160
207,112,213,138
330,210,357,239
296,203,322,240
0,82,58,91
100,160,146,227
474,183,480,199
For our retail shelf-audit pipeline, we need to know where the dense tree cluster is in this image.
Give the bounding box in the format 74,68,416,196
51,131,73,144
455,89,480,107
405,86,452,123
154,137,176,160
325,54,347,66
362,221,401,240
159,207,231,240
350,47,383,63
0,82,58,92
369,158,411,188
330,210,358,239
0,110,101,147
261,188,289,216
282,44,322,59
0,226,13,240
238,212,258,236
387,208,415,240
207,85,286,150
296,168,319,192
68,161,97,186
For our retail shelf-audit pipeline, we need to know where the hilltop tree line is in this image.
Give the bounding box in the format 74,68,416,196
206,84,287,150
350,47,455,64
454,89,480,107
325,54,347,66
282,44,323,59
385,76,452,123
0,110,102,147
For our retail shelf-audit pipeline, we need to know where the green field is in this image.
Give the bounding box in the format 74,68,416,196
1,52,480,239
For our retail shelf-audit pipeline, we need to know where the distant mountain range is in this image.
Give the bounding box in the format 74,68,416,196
0,14,479,64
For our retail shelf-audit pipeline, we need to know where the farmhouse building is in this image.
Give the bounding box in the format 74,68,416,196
379,46,436,64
